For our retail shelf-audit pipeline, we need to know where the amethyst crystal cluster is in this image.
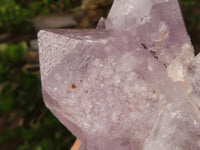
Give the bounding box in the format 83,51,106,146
38,0,200,149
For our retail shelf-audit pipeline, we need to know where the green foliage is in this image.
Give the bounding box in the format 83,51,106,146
0,93,13,111
0,0,32,32
0,0,74,32
0,42,30,113
0,113,75,149
0,0,78,149
180,0,200,54
0,41,75,149
180,0,196,6
30,0,72,15
0,42,28,63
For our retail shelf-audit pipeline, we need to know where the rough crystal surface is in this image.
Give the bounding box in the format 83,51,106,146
106,0,191,66
38,0,200,149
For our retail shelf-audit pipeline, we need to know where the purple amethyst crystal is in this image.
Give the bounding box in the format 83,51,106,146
38,0,200,149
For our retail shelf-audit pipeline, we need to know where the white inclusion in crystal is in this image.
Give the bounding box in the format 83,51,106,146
151,21,169,42
159,22,169,37
138,16,151,25
167,43,194,82
147,65,153,71
123,5,134,15
113,75,121,85
111,112,120,123
92,58,103,68
153,0,169,4
84,36,93,40
55,73,61,80
53,87,57,92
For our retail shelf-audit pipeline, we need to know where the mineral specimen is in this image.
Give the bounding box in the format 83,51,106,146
38,0,200,149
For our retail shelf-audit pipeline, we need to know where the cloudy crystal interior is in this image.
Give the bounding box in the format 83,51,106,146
38,0,200,149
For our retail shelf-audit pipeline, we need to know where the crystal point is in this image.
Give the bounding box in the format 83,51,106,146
38,0,200,149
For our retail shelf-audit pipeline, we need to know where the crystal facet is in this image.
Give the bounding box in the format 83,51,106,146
38,0,200,149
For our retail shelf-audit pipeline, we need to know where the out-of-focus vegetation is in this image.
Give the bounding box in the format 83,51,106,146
0,42,75,150
0,0,199,150
0,1,78,149
180,0,200,54
0,0,80,33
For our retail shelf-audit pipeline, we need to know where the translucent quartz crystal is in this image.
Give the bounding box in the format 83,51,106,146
106,0,191,66
38,0,200,149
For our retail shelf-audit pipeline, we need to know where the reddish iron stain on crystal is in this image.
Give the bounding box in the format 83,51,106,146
67,90,70,93
153,90,156,93
71,84,77,89
85,90,88,93
127,100,131,104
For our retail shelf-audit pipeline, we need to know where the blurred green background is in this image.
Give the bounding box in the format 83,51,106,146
0,0,199,150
